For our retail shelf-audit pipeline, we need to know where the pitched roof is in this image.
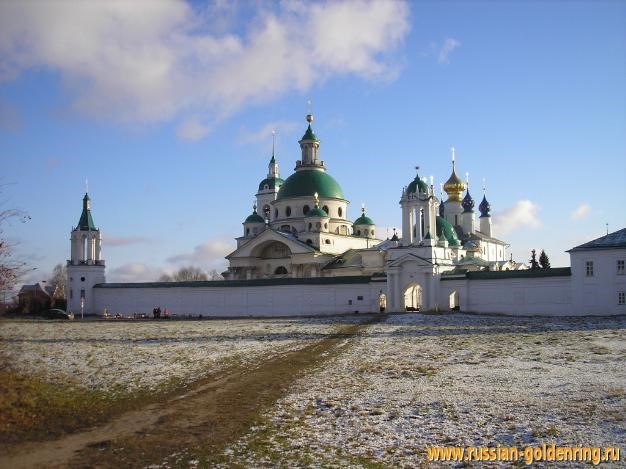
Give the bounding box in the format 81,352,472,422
568,228,626,252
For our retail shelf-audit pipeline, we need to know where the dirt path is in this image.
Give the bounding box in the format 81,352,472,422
0,320,374,468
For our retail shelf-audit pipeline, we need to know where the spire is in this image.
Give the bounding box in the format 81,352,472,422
439,183,445,216
268,131,279,178
77,192,96,231
443,146,466,202
298,107,322,168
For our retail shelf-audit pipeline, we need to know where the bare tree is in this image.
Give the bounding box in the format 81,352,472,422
0,194,31,295
48,263,67,298
158,266,208,282
208,269,224,281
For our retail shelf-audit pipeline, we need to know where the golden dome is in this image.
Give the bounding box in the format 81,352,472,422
443,165,466,202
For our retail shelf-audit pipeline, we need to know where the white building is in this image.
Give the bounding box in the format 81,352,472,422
66,113,625,317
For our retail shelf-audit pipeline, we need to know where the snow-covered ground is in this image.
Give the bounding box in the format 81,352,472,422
221,313,626,467
0,317,359,393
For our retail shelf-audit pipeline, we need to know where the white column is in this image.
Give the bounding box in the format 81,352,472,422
401,204,409,246
387,273,395,310
395,273,402,311
95,232,102,261
87,234,93,262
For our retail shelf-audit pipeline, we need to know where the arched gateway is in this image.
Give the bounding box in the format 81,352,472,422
403,283,422,311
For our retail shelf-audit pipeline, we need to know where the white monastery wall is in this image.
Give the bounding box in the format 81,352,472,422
94,282,383,317
439,276,575,316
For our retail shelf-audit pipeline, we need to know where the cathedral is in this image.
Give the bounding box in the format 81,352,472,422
64,111,624,317
224,112,521,287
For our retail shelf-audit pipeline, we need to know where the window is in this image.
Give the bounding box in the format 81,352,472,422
324,223,328,229
357,295,364,301
303,205,310,215
274,266,288,275
264,184,269,190
586,261,594,277
275,208,278,219
357,230,361,236
325,239,331,244
80,289,85,299
308,223,312,231
371,230,375,237
81,276,85,282
286,206,292,217
70,289,73,299
618,260,625,275
338,207,343,217
263,205,270,218
316,222,321,229
306,239,313,245
619,292,625,305
323,205,329,215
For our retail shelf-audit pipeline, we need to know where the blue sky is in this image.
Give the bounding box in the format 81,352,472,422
1,0,625,283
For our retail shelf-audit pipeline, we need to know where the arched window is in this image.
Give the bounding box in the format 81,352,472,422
306,239,313,245
371,230,375,237
325,239,331,244
323,205,329,215
274,266,288,275
275,208,278,219
303,205,310,215
264,184,269,190
316,222,321,229
263,205,270,218
324,223,328,229
246,228,250,236
286,206,292,217
308,223,312,231
338,207,343,217
357,230,361,236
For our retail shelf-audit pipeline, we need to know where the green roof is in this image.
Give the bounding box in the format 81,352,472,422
276,169,345,200
407,172,429,194
258,176,284,192
436,216,460,246
245,211,265,223
301,124,318,141
354,214,375,226
306,206,328,218
95,275,374,289
77,193,96,231
441,267,572,281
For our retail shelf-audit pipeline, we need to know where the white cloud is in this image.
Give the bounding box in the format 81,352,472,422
109,263,167,282
492,200,542,236
167,237,233,270
237,121,299,146
0,1,410,128
176,117,212,141
570,203,591,221
103,234,149,247
437,37,461,64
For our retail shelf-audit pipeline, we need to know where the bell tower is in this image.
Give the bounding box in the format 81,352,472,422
67,191,105,316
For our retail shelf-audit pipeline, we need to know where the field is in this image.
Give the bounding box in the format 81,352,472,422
1,313,624,467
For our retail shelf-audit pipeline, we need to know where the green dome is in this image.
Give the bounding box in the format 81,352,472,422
258,176,284,192
407,173,429,194
245,211,265,224
276,169,345,200
305,206,328,218
436,216,460,246
354,214,375,226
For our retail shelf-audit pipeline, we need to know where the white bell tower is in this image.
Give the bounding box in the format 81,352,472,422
400,167,438,246
67,192,105,316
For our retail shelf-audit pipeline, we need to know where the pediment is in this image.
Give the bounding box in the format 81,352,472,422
387,252,434,268
226,229,316,259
